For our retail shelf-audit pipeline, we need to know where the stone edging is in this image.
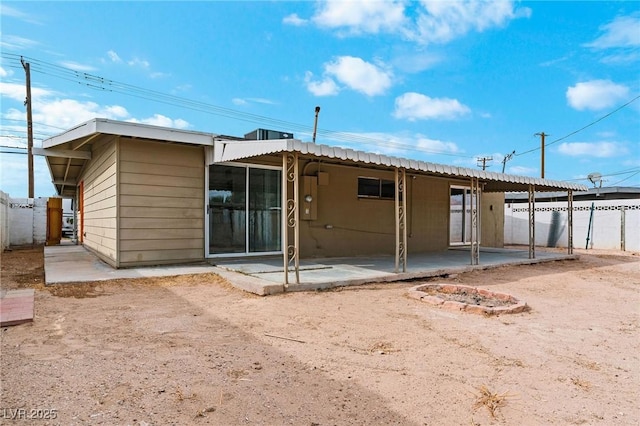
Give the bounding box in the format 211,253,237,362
407,283,528,315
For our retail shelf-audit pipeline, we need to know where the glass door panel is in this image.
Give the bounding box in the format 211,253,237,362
248,168,281,252
450,187,471,245
209,165,246,254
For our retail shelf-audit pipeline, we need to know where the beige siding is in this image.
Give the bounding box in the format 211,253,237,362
297,163,456,257
481,192,505,248
80,138,118,266
118,138,204,267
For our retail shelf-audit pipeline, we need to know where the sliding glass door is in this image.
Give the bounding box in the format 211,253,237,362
208,164,281,256
449,186,472,245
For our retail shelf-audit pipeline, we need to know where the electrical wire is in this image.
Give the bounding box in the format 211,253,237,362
564,167,640,181
1,53,477,158
515,94,640,157
609,171,640,186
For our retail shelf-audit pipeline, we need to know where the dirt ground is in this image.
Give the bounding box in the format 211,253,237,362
1,247,639,425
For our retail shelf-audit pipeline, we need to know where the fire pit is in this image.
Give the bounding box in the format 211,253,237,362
408,283,528,315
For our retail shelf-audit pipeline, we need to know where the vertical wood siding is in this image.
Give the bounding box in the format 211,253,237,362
118,138,204,267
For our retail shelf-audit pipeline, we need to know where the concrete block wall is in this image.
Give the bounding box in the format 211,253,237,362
505,199,640,252
0,191,9,250
4,195,48,247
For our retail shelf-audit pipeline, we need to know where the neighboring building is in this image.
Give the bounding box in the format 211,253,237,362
39,119,586,281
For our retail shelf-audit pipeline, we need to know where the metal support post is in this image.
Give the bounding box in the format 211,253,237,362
567,190,573,255
528,184,535,259
282,152,300,286
470,177,480,265
621,207,626,251
395,168,407,273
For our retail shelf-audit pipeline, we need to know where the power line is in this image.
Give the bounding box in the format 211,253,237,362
564,168,640,181
609,171,640,186
1,53,477,159
515,94,640,157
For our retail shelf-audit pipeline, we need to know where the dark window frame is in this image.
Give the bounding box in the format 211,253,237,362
357,177,396,200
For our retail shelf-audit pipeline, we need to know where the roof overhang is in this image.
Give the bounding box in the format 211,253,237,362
40,118,217,197
213,139,588,193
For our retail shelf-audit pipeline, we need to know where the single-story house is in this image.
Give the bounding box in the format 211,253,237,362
39,118,586,284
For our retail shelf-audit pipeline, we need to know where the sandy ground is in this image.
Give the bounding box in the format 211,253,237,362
0,246,639,425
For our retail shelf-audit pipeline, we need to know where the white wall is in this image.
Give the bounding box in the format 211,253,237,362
505,199,640,252
4,196,48,247
0,191,9,250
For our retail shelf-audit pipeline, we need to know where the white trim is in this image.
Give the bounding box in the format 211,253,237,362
43,118,215,149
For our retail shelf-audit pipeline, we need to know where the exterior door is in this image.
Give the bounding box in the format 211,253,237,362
207,164,281,256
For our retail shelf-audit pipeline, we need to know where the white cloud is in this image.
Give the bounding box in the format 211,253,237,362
231,97,277,106
304,72,340,97
0,34,39,50
283,13,307,26
320,56,393,96
312,0,407,35
584,13,640,49
0,5,42,25
557,141,628,158
410,0,531,44
308,0,529,44
566,80,630,111
0,66,12,78
107,50,123,63
0,81,53,102
416,136,461,154
391,51,441,73
600,51,640,64
393,92,470,121
128,114,190,129
58,61,97,72
508,165,537,176
128,57,150,69
1,81,190,131
328,131,461,158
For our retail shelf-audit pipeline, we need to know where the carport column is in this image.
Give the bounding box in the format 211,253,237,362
282,152,300,286
470,177,480,265
567,190,573,255
528,184,536,259
394,168,407,273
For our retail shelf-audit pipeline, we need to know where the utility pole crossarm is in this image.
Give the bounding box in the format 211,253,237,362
476,156,493,171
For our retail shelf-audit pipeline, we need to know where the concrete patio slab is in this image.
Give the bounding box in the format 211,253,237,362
44,244,578,296
44,245,219,284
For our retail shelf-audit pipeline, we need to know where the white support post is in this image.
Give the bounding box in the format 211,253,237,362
567,190,573,255
621,206,626,252
528,184,536,259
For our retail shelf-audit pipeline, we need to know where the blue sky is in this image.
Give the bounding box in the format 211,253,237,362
1,1,639,198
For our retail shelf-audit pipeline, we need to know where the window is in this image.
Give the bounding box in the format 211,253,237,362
358,177,395,200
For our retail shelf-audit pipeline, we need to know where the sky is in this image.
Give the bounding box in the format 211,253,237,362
1,1,639,198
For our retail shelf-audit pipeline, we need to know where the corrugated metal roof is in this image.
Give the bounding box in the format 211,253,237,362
213,138,588,192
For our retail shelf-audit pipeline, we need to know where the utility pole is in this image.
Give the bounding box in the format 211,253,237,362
312,106,320,143
501,150,516,173
476,156,492,171
21,56,34,198
535,132,548,179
